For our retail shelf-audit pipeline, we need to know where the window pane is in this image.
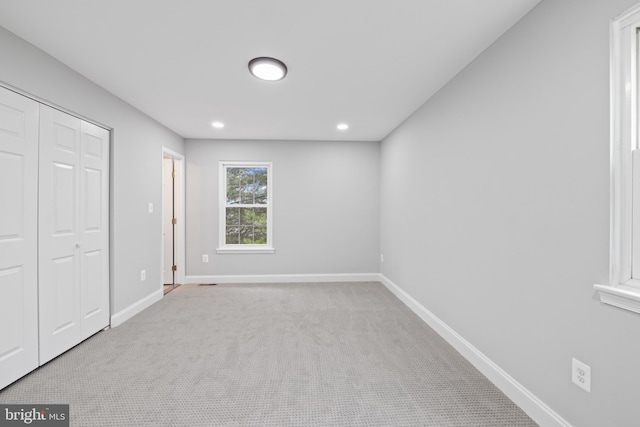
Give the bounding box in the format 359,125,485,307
225,226,240,244
227,168,241,186
254,207,267,227
226,168,242,204
255,168,268,204
227,187,240,204
254,226,267,244
255,185,267,204
240,207,254,225
239,226,254,244
240,170,250,187
226,207,239,226
241,187,254,204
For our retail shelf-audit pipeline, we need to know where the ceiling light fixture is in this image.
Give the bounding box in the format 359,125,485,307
337,123,349,131
248,57,288,81
212,121,225,129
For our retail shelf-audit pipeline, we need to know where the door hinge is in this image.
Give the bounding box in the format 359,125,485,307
172,218,177,225
172,265,177,272
172,171,177,178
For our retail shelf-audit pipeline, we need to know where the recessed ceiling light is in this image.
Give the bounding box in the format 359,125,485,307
337,123,349,131
212,121,224,129
248,57,288,81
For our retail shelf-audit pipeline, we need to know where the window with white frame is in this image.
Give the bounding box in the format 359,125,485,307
217,162,274,254
594,4,640,313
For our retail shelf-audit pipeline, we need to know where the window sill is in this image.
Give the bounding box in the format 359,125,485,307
216,247,275,254
593,283,640,314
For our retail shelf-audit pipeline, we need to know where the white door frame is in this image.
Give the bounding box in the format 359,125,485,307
161,147,185,289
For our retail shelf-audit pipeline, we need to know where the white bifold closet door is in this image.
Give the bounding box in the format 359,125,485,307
0,87,40,388
38,105,109,365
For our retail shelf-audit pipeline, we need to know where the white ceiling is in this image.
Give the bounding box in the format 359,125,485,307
0,0,540,141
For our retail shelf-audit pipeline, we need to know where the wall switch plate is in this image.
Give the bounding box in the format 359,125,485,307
202,254,209,263
380,254,384,263
141,269,146,281
148,203,153,213
572,358,591,392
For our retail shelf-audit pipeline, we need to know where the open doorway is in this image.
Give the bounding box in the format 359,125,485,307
162,147,185,295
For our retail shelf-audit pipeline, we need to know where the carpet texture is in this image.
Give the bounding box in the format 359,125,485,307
0,282,538,426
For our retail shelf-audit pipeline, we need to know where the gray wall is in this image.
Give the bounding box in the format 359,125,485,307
185,139,379,277
0,26,185,314
380,0,640,425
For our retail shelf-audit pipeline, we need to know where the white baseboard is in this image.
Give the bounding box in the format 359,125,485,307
184,273,380,284
378,274,571,427
110,288,163,328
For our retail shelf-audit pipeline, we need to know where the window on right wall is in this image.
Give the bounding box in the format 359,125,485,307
594,3,640,313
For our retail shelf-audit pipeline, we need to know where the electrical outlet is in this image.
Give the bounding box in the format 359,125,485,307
572,358,591,392
202,254,209,263
148,203,153,213
140,269,146,281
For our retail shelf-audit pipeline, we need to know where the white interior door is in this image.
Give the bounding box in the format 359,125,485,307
38,106,110,364
163,157,174,285
0,87,39,389
79,121,109,339
38,105,83,364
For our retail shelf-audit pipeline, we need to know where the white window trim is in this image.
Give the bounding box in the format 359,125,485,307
217,161,274,254
594,4,640,313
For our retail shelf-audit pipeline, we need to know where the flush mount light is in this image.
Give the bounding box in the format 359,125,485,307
248,57,288,81
337,123,349,131
212,121,225,129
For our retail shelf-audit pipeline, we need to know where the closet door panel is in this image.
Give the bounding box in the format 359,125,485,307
39,105,82,364
0,87,39,389
80,121,109,338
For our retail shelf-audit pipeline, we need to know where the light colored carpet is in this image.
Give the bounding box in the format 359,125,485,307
0,282,538,426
